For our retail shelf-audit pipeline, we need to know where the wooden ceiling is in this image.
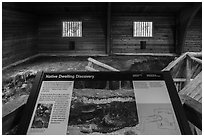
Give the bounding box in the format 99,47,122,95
3,2,201,16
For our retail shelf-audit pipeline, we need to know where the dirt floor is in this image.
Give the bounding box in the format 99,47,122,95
2,55,174,78
2,55,174,105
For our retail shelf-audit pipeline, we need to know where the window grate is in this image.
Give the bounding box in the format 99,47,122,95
62,21,82,37
133,22,153,37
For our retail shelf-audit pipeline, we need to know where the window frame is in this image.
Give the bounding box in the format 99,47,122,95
62,21,83,38
133,21,153,38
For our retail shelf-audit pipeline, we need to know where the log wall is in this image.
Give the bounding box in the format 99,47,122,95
184,17,202,52
2,3,202,68
2,6,38,67
111,15,175,53
37,13,106,55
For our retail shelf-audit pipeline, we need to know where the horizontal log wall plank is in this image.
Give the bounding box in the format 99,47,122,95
184,17,202,52
111,15,176,53
38,12,106,54
2,7,38,67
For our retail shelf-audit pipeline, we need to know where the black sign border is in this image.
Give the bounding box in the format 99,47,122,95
16,71,192,135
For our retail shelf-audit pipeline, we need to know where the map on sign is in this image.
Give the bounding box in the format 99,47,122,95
132,81,181,135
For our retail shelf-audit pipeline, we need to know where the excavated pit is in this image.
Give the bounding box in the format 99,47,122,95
2,56,173,105
2,55,174,134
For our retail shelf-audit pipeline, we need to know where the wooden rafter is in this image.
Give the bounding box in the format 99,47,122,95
175,3,201,54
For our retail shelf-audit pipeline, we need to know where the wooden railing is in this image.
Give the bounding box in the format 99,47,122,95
163,52,202,134
86,53,202,134
173,78,193,91
162,52,202,92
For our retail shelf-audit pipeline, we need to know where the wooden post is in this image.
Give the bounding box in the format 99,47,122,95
185,55,191,86
180,94,202,130
106,2,111,55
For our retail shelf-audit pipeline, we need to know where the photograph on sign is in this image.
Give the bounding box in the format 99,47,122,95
31,103,53,128
67,80,139,135
27,81,74,135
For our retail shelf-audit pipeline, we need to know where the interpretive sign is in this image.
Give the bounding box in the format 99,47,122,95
17,71,191,135
27,81,74,135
